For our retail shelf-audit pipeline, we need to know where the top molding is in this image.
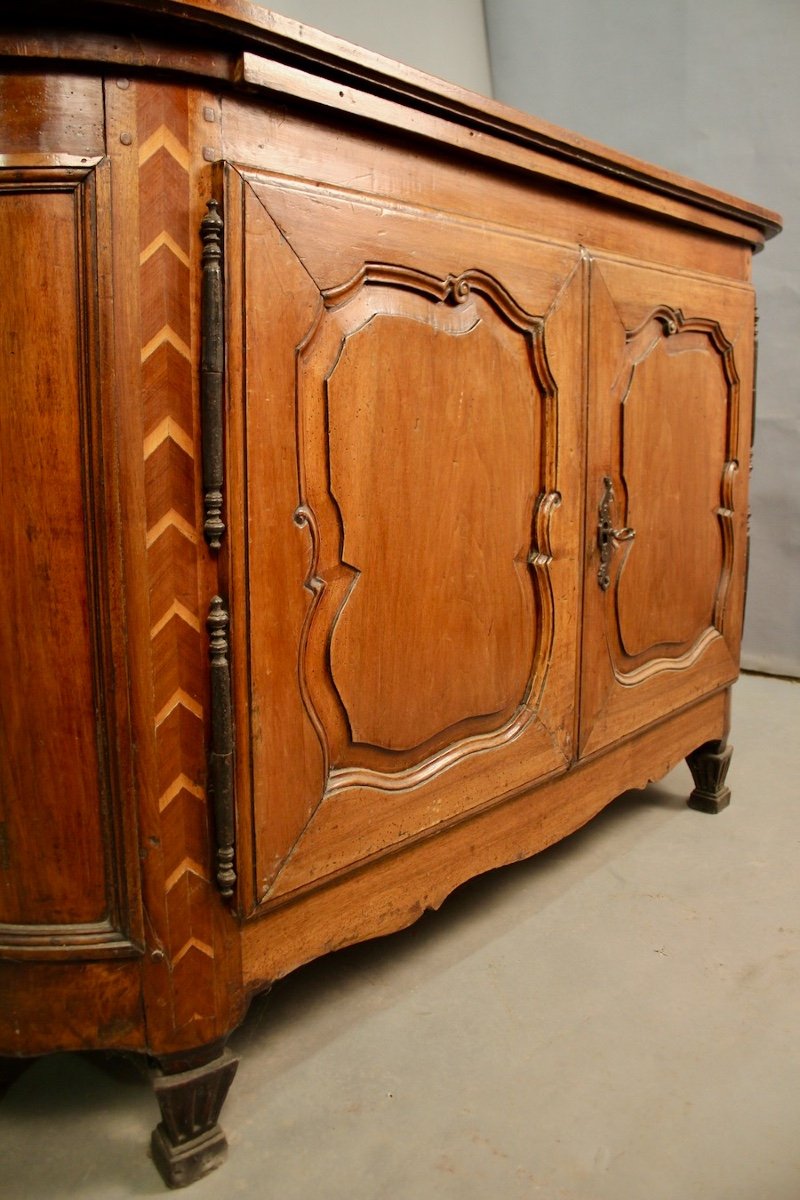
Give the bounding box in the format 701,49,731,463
0,0,783,246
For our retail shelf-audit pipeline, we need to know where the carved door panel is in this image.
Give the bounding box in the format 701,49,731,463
0,165,140,959
579,257,755,756
222,166,584,913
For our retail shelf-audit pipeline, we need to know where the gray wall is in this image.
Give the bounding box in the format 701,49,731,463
485,0,799,676
251,0,493,93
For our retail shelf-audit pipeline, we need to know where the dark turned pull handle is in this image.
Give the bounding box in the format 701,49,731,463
597,475,635,591
207,596,236,899
200,199,225,551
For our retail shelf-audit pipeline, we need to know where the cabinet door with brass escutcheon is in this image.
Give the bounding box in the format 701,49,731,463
580,257,755,756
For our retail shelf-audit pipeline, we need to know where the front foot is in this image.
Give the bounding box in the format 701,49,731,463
150,1046,239,1189
686,738,732,814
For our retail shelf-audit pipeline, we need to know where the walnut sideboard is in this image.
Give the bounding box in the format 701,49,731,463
0,0,782,1188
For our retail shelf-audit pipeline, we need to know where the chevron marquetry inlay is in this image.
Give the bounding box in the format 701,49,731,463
137,83,218,1032
146,509,199,549
165,859,209,893
141,327,192,364
141,231,192,269
157,772,205,813
143,417,195,462
138,124,192,170
171,937,215,969
150,601,202,639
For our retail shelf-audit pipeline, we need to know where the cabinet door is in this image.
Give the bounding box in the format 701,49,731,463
580,257,755,756
222,166,584,912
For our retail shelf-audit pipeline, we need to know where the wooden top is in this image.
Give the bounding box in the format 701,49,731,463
0,0,782,245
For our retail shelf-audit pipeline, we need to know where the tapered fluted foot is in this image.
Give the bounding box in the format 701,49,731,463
686,738,732,813
150,1047,238,1188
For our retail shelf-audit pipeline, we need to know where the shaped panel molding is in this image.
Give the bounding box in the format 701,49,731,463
295,264,558,791
602,305,740,683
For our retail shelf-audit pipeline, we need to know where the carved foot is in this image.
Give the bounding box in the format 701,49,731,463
686,739,732,814
150,1047,239,1189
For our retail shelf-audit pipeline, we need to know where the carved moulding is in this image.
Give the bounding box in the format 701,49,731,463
602,304,740,685
294,263,560,794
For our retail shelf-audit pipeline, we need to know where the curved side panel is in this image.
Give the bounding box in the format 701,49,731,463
0,165,138,960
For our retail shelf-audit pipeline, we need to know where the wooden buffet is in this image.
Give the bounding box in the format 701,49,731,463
0,0,782,1187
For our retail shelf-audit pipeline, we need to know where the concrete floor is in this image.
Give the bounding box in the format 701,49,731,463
1,671,798,1199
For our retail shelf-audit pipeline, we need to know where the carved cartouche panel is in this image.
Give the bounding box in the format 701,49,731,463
606,308,738,680
296,266,556,782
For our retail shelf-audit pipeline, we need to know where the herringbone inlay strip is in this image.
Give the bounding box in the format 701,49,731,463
138,83,216,1031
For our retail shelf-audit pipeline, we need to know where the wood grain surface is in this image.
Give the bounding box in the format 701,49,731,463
0,5,780,1136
